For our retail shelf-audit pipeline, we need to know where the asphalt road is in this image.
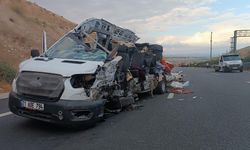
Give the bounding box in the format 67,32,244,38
0,68,250,150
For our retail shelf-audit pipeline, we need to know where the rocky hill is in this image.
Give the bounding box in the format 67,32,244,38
0,0,75,68
0,0,75,92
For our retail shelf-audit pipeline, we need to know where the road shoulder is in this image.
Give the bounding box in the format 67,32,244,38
0,93,9,100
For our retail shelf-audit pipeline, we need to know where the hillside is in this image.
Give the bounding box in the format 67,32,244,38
238,46,250,60
0,0,76,92
0,0,75,68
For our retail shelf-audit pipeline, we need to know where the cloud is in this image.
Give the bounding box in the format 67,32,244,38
30,0,181,23
121,5,215,45
184,12,250,45
182,0,216,6
156,10,250,56
123,7,214,32
29,0,250,57
156,36,184,45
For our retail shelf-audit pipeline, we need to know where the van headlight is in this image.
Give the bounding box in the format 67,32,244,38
70,74,95,88
224,62,230,66
12,78,17,93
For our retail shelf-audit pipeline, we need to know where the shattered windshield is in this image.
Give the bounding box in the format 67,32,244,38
46,33,107,61
223,55,241,61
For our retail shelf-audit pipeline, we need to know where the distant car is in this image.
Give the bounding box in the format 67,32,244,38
215,54,243,72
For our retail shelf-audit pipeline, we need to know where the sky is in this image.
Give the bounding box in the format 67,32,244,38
30,0,250,57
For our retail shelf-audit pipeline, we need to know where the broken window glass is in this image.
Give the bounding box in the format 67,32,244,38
46,33,107,62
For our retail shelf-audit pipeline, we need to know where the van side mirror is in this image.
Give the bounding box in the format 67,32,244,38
31,49,40,58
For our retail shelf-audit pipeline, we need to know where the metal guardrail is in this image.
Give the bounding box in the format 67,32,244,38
243,62,250,70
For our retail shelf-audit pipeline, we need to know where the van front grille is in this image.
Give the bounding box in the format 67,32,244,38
16,72,64,101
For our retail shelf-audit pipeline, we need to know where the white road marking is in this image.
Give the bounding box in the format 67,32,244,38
167,93,175,99
0,112,12,118
212,73,220,76
246,81,250,84
177,98,184,101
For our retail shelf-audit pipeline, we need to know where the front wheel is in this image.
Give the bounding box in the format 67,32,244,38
240,69,243,72
220,67,225,72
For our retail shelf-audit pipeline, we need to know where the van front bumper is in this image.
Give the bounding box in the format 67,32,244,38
8,92,105,126
223,65,243,71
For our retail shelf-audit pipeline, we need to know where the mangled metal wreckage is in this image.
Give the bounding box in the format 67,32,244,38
9,18,169,126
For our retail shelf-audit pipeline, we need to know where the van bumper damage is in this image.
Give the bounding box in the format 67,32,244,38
9,92,105,125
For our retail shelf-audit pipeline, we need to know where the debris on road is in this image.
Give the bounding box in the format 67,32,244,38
170,81,189,88
125,104,144,111
168,88,193,94
167,72,193,94
165,71,184,83
171,71,184,82
167,93,175,99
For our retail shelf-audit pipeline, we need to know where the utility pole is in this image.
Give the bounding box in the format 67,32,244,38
210,32,213,61
233,30,237,53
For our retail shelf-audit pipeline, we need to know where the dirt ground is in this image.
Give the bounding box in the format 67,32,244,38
0,0,75,68
0,81,11,93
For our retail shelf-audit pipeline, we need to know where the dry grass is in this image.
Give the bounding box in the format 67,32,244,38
0,0,75,68
0,81,11,93
0,62,16,83
0,0,76,92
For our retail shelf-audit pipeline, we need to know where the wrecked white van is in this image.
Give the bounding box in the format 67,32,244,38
9,18,166,126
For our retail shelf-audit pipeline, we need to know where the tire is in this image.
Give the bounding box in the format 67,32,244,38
240,69,243,72
220,67,225,72
155,80,166,94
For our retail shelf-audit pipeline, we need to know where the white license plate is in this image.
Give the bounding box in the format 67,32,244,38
232,67,238,69
21,101,44,111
